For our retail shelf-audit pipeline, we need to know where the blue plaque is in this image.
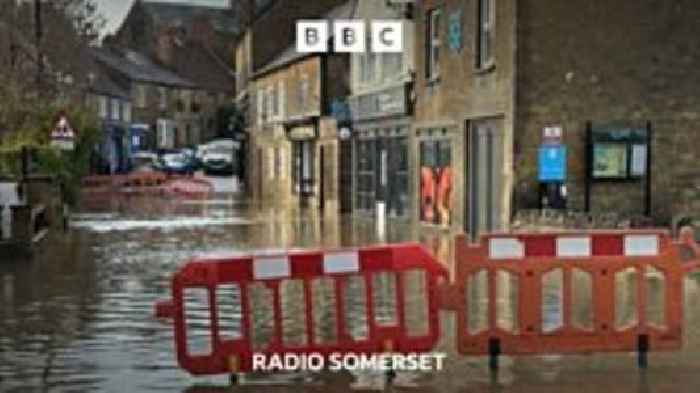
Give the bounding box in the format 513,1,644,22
538,145,567,182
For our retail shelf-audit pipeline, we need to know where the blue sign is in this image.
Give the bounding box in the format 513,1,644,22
448,10,463,52
538,145,567,182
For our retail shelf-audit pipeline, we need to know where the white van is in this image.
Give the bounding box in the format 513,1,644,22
202,139,238,175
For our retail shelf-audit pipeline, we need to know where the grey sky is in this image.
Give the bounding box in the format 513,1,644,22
95,0,229,36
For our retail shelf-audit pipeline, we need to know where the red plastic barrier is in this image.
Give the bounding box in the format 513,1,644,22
162,178,213,199
155,244,448,375
450,230,687,359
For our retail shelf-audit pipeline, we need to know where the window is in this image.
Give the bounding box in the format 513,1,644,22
158,87,167,110
477,0,495,69
299,75,309,113
277,80,285,119
135,85,147,108
111,99,120,121
269,85,276,120
426,8,441,81
257,88,265,125
98,96,108,119
384,52,403,82
123,102,132,123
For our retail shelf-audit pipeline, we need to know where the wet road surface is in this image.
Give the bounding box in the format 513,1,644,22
2,185,700,392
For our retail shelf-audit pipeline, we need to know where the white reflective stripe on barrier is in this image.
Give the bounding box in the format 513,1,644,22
489,238,524,260
624,235,659,256
323,251,360,274
253,256,291,279
557,237,591,258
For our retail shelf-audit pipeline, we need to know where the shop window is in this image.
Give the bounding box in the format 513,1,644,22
356,139,376,212
419,134,453,226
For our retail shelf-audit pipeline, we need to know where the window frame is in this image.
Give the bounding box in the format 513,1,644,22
477,0,496,70
98,95,108,119
426,8,442,82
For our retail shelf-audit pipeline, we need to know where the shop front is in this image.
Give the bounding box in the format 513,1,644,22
348,84,413,220
286,124,318,208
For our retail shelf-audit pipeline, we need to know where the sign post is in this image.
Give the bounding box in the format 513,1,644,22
537,125,567,209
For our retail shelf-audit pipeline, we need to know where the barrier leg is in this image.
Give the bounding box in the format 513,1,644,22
637,335,649,369
488,338,501,371
229,374,239,385
385,369,396,385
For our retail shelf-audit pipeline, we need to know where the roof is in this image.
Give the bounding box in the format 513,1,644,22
254,0,357,77
140,0,241,35
169,41,235,93
92,47,196,88
91,70,130,99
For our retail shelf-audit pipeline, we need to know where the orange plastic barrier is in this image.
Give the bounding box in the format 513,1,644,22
450,230,688,367
155,244,448,375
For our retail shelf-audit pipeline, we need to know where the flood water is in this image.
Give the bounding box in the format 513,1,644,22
2,190,700,392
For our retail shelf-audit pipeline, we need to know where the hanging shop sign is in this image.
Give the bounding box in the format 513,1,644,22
50,115,75,151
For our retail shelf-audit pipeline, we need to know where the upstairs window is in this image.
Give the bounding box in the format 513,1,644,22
158,87,168,110
98,96,108,119
123,102,132,123
135,85,147,108
111,99,120,121
477,0,495,69
426,8,441,81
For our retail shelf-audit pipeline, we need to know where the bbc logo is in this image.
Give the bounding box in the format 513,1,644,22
296,20,403,53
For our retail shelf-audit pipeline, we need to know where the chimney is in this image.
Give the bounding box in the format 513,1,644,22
191,15,214,44
155,26,175,66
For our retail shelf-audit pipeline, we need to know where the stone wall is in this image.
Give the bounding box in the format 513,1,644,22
515,0,700,225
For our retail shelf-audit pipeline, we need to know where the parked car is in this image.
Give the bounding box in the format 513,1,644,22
130,151,158,172
202,139,237,175
157,150,196,175
180,148,199,171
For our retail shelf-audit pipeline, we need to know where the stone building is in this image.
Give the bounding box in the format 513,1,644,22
514,0,700,225
413,0,516,235
109,0,238,145
412,0,700,234
91,48,197,150
346,0,416,221
248,1,353,212
235,0,350,198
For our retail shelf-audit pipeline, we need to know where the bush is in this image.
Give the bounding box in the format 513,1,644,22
0,104,101,205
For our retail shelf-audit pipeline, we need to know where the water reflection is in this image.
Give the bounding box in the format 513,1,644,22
0,193,699,393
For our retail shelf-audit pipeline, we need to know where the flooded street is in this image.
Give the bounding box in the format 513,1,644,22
2,183,700,392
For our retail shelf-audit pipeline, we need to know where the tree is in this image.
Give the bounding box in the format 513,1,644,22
215,103,246,139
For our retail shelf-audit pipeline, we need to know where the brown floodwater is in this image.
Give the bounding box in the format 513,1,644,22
1,193,700,392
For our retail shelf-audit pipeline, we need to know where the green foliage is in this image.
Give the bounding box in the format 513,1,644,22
0,104,101,205
215,103,245,138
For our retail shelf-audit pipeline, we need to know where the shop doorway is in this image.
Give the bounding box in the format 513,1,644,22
292,140,315,208
467,119,504,239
